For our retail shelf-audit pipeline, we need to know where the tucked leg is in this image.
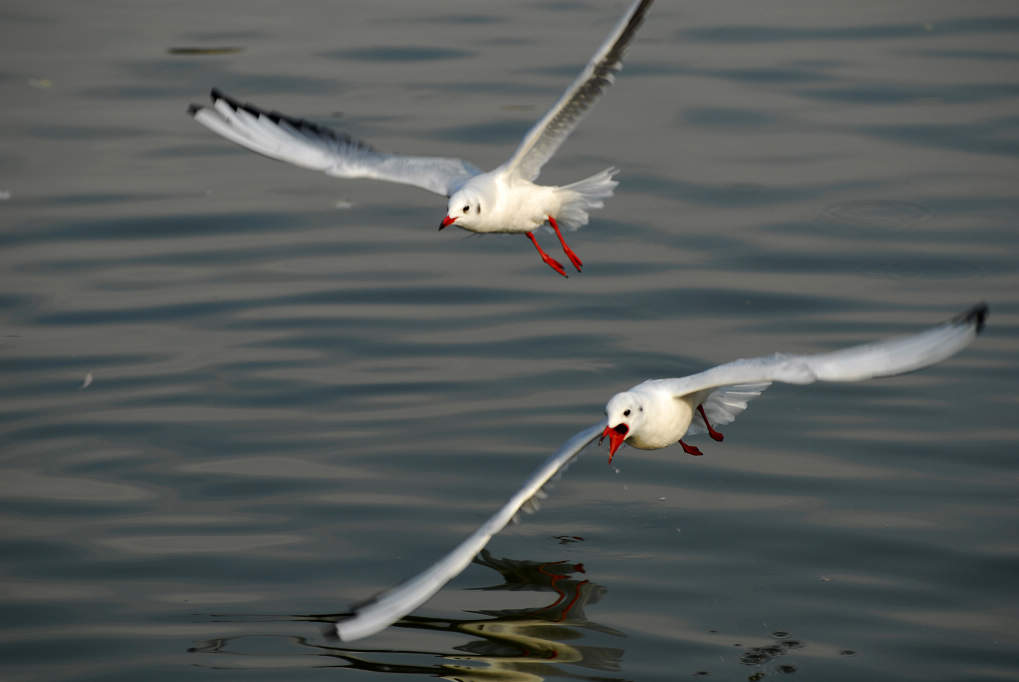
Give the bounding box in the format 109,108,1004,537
697,404,724,442
679,440,703,456
526,232,567,277
547,215,583,271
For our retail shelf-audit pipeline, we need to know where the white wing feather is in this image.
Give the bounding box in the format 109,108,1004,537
335,422,605,642
654,305,987,408
686,382,771,437
332,306,986,640
189,89,481,197
502,0,654,181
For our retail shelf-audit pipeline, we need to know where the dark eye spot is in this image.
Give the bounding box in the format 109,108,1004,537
463,205,470,212
623,409,631,417
639,407,643,412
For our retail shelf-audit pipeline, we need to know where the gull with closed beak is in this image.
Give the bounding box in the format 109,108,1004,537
188,0,655,277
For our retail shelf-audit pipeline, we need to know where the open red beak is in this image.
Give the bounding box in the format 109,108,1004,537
438,215,457,230
600,424,629,463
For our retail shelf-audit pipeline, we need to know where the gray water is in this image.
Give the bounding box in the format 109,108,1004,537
2,1,1017,680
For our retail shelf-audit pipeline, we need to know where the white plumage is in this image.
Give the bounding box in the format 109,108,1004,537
336,304,987,641
189,0,655,277
335,423,604,642
602,304,987,457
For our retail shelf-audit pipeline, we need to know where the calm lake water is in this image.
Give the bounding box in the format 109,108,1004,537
2,1,1017,680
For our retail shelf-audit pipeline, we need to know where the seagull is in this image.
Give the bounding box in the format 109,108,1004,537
334,304,987,641
188,0,655,277
599,303,988,461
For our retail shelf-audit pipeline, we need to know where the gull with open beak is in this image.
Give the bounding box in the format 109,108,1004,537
188,0,654,277
334,304,987,641
600,303,987,462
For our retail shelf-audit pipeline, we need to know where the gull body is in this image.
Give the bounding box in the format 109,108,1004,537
188,0,654,277
599,303,989,459
442,173,569,234
604,385,704,450
334,304,987,642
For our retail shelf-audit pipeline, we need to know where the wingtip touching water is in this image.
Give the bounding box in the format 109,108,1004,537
333,304,986,642
333,422,604,642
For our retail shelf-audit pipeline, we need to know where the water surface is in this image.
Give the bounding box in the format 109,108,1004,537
1,1,1017,681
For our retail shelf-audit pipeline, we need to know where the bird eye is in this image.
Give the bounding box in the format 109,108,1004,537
623,409,631,417
463,205,470,212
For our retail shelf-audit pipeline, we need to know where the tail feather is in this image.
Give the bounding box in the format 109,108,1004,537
557,167,618,230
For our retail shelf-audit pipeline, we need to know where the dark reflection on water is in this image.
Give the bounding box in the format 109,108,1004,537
1,1,1017,681
192,551,624,679
190,551,862,681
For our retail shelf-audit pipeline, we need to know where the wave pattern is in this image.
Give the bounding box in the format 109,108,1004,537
0,2,1016,681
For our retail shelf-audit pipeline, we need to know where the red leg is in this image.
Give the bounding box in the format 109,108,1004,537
526,232,567,277
697,404,724,442
536,563,588,622
547,215,583,271
679,440,703,456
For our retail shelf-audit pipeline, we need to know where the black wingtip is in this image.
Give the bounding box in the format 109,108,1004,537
957,302,988,334
186,88,225,115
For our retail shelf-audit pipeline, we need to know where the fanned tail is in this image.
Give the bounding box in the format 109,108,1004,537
557,167,619,230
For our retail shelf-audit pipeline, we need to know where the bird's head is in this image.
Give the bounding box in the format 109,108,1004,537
601,391,644,462
440,190,484,231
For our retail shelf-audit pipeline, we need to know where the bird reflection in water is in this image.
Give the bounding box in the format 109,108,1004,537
189,549,624,680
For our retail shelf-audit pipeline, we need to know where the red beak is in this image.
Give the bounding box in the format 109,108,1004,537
600,424,629,463
439,215,457,230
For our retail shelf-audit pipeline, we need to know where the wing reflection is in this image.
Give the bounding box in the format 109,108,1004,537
190,549,624,680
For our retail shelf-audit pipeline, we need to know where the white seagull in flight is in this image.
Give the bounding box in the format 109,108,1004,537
188,0,655,277
334,303,987,641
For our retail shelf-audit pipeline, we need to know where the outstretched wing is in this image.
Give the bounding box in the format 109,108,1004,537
501,0,654,181
335,422,605,642
657,303,988,411
188,89,481,197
